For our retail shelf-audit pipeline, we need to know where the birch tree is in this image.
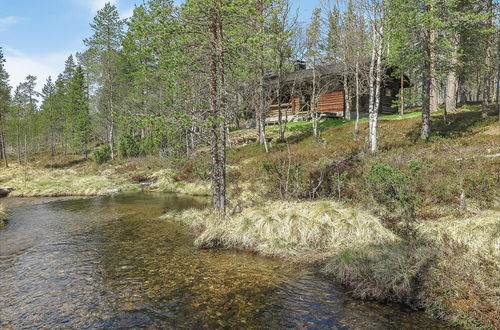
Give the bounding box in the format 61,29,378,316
359,0,385,153
306,8,324,139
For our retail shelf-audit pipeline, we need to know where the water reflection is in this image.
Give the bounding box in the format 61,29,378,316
0,193,449,329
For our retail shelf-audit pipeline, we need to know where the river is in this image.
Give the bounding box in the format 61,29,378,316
0,193,449,329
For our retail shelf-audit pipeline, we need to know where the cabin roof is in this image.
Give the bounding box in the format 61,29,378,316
265,63,344,85
265,60,411,88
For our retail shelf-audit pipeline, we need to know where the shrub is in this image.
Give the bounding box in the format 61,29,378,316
367,161,422,219
193,160,211,181
261,158,306,199
92,144,111,164
117,133,142,158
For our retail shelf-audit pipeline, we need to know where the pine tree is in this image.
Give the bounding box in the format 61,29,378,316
0,47,11,167
84,2,125,160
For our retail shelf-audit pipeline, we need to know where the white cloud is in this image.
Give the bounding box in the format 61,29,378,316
120,6,135,19
0,16,23,32
4,47,73,92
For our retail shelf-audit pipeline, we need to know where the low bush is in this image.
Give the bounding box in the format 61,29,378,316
92,144,111,164
366,161,422,220
117,133,142,158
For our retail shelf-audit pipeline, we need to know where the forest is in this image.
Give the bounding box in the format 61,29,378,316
0,0,499,328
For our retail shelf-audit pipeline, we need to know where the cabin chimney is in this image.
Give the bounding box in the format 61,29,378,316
294,60,306,71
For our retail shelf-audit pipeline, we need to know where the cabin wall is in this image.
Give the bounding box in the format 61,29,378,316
318,91,344,113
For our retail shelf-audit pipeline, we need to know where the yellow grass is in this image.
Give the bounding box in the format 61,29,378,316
0,164,137,197
0,161,211,197
322,210,500,329
150,169,210,196
173,200,398,257
0,204,7,222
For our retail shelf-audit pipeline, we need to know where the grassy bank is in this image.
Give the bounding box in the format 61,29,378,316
1,106,498,327
0,156,210,197
173,106,500,328
0,204,7,228
171,203,499,328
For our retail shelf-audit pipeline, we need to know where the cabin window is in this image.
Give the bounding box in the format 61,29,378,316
385,88,392,97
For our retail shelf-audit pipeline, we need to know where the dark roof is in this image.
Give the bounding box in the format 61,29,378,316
265,63,344,85
265,60,411,88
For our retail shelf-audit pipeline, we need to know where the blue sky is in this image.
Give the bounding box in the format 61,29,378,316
0,0,320,91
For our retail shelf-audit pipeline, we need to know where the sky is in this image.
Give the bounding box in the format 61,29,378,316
0,0,320,92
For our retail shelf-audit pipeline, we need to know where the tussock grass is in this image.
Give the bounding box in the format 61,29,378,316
175,200,397,258
0,204,7,221
417,212,500,262
0,204,8,228
0,157,211,197
0,164,138,197
323,210,500,329
150,169,210,196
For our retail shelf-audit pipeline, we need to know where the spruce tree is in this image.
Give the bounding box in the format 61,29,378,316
68,66,92,158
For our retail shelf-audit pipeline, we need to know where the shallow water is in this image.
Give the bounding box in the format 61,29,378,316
0,193,449,329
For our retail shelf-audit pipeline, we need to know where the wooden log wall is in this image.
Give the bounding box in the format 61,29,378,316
318,91,344,113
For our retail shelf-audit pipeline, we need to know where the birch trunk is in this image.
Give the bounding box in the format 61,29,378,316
368,24,383,154
445,33,459,114
445,70,458,113
372,29,383,148
256,1,268,151
343,73,351,120
311,63,319,138
421,32,432,139
354,59,360,133
367,26,377,153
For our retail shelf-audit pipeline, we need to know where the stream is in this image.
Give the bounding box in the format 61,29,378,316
0,193,449,329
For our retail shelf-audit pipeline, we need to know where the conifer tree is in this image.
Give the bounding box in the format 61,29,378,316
40,77,57,156
68,66,92,158
0,47,10,167
84,2,125,160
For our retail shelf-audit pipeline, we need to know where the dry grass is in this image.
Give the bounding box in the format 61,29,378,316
322,210,500,329
0,203,8,229
228,107,500,220
172,200,398,257
150,169,210,196
0,159,211,197
0,204,7,222
171,198,498,328
0,164,138,197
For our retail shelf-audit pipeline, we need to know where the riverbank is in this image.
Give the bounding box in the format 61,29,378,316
172,106,499,328
1,106,499,328
0,156,210,198
0,204,7,227
169,202,499,329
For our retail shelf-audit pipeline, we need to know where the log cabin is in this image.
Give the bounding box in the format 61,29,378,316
264,60,410,123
